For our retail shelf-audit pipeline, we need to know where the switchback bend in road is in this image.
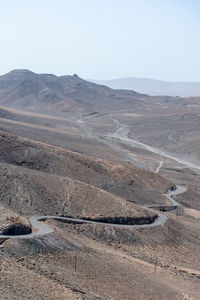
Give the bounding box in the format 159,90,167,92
0,186,186,241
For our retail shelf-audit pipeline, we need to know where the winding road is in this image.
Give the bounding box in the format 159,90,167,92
0,117,188,241
0,186,186,241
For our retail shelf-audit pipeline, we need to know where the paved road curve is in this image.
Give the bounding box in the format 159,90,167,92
0,186,185,240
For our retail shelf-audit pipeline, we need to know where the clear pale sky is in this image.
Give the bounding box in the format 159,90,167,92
0,0,199,81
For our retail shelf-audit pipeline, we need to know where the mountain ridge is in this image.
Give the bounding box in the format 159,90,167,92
0,69,148,114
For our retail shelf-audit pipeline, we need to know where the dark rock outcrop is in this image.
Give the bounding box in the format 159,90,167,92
2,223,32,236
83,215,158,226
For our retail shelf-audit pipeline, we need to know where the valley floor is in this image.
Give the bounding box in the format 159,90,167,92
0,105,199,299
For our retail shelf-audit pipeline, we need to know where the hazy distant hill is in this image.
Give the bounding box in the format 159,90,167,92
91,77,200,97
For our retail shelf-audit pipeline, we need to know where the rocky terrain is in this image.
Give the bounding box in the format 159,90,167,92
0,70,199,299
0,206,30,232
0,70,147,115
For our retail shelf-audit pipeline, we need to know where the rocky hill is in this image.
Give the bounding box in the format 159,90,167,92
0,130,171,207
0,70,148,115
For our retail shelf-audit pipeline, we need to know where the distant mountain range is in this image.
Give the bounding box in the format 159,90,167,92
90,77,200,97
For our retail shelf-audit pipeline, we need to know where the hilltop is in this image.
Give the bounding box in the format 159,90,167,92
0,69,147,115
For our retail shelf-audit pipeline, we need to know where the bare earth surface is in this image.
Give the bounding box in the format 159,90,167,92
0,70,199,299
